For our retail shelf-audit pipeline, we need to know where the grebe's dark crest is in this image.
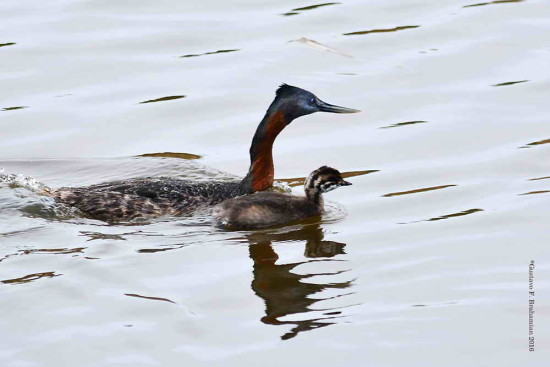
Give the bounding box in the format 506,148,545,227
213,166,352,229
53,85,359,222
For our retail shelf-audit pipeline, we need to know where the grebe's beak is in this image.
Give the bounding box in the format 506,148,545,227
317,99,360,114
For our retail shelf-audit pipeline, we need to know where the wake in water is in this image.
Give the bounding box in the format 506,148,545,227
0,167,79,220
0,167,50,192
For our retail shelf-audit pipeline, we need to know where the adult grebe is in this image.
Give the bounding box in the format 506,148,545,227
52,85,359,222
212,166,352,229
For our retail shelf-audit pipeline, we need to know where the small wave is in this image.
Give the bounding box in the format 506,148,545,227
2,106,28,111
519,190,550,196
383,184,457,197
322,201,348,223
1,271,61,285
491,80,529,87
463,0,524,8
343,25,420,36
0,168,50,192
528,176,550,181
139,95,186,104
281,3,341,16
380,120,428,129
136,152,202,160
289,37,353,58
179,49,239,58
400,208,484,224
272,180,292,193
0,168,83,220
520,138,550,149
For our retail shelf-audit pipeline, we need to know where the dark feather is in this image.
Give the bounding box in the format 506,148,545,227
275,83,300,97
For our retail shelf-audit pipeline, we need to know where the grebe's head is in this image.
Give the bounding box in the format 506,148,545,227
273,84,360,121
305,166,352,194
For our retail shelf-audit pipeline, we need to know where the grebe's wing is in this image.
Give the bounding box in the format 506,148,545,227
53,188,168,222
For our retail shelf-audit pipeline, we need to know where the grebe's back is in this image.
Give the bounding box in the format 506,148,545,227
54,176,247,222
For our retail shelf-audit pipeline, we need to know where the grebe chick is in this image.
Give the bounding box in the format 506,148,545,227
212,166,352,229
52,84,359,222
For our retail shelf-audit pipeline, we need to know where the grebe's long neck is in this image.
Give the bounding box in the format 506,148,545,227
242,106,290,192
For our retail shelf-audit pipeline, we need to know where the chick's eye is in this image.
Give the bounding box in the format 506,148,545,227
310,98,315,103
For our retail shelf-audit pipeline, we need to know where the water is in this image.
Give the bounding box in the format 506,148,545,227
1,0,549,365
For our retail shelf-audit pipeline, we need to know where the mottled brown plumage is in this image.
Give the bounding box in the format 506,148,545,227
212,166,352,229
52,178,243,222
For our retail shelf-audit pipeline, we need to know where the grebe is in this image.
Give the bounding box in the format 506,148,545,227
212,166,352,229
52,85,359,222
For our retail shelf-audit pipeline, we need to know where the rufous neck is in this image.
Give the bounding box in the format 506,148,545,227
246,109,289,192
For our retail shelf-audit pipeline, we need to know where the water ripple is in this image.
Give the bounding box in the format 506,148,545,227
401,208,484,224
380,120,428,129
137,245,188,253
528,176,550,181
179,49,239,58
343,25,420,36
463,0,525,8
2,106,28,111
137,152,202,160
289,37,352,58
0,247,86,264
139,95,186,104
125,293,177,304
20,247,85,255
1,271,61,285
282,2,340,16
0,226,43,238
383,184,456,197
520,138,550,149
519,190,550,196
427,208,484,222
491,80,529,87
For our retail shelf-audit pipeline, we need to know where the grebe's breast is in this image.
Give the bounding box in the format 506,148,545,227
213,192,321,229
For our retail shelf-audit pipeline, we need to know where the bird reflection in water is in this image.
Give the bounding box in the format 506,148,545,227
245,223,353,340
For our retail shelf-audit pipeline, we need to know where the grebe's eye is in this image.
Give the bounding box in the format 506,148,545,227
310,98,315,103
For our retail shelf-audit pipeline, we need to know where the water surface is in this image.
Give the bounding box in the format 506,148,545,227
1,0,549,366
